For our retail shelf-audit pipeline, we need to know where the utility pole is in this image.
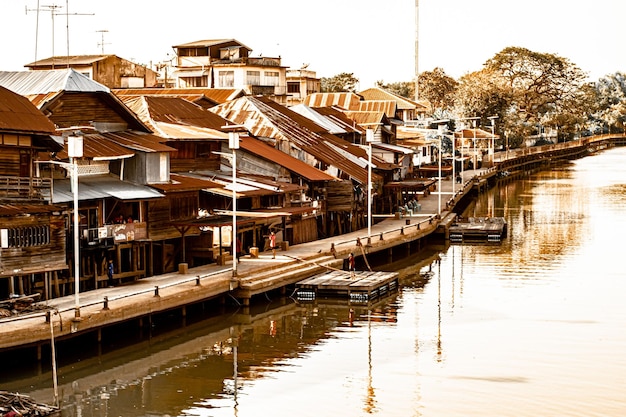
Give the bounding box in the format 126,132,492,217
414,0,420,102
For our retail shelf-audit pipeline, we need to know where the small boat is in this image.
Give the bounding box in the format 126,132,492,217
0,391,60,417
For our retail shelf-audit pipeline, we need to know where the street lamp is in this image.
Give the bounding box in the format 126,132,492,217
366,128,374,244
488,116,498,165
68,134,83,318
228,130,240,277
436,125,445,214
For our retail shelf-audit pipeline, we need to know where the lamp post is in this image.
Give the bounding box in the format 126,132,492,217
68,134,83,318
436,125,444,214
488,116,498,165
366,128,374,244
228,130,240,277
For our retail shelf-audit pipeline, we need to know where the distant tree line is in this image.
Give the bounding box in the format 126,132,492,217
323,46,626,148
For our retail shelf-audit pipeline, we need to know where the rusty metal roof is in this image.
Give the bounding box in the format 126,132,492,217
358,87,428,111
342,111,389,128
25,55,112,67
149,173,223,193
114,88,245,105
240,136,335,182
303,92,362,110
55,133,134,160
310,106,364,134
210,95,383,184
0,204,65,216
0,85,56,135
456,128,499,139
172,39,252,51
96,131,176,153
358,100,397,119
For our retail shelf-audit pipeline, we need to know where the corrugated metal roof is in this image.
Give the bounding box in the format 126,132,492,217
149,173,223,193
302,92,362,110
186,170,298,198
210,96,386,184
52,174,164,203
358,87,429,111
373,142,415,154
0,85,56,135
0,204,65,216
456,128,499,139
55,134,134,160
311,106,364,134
240,136,335,182
25,55,111,67
114,88,245,105
0,69,109,96
172,39,253,51
342,111,388,127
97,131,177,153
357,100,397,119
289,104,348,135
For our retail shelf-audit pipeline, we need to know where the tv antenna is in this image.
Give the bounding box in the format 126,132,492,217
26,1,94,68
96,30,110,54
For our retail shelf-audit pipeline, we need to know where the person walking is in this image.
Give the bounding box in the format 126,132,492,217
270,231,276,259
107,259,115,287
348,252,356,278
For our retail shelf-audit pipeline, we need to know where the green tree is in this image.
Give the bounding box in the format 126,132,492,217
320,72,359,92
417,67,458,111
593,72,626,133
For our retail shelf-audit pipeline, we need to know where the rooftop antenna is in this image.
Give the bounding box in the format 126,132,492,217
25,3,62,66
59,0,95,67
96,29,110,54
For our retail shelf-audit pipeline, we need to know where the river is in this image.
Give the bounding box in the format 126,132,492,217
2,146,626,417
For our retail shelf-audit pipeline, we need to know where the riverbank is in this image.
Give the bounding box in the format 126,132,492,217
1,134,623,355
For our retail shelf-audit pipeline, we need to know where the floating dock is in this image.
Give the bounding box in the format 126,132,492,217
449,217,507,242
295,270,399,303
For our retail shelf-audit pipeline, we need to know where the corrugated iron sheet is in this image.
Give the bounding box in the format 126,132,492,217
358,100,397,119
52,174,164,203
302,92,362,110
25,55,110,67
0,69,109,96
210,96,384,184
149,173,223,193
0,86,56,134
239,136,336,182
114,88,245,105
358,87,428,111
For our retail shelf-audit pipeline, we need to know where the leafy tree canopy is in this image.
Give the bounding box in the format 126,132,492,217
320,72,359,93
417,67,458,111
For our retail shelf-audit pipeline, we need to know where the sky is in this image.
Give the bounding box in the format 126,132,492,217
1,0,625,89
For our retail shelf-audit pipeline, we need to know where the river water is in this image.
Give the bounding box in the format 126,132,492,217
3,147,626,417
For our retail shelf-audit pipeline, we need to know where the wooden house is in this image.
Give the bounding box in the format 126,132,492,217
172,39,288,104
210,95,398,235
25,54,159,89
123,94,337,259
0,86,66,301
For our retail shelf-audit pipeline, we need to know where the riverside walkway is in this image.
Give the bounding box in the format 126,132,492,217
0,165,494,354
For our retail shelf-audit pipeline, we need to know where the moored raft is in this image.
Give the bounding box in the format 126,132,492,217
449,216,507,242
296,270,399,302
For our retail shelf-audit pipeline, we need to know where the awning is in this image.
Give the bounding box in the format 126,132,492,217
52,175,164,203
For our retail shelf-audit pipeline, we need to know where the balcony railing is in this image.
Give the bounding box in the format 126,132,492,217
0,176,52,202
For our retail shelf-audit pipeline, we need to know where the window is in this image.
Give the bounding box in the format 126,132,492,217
6,226,50,248
265,71,279,86
287,82,300,94
180,76,207,87
246,70,260,85
219,71,234,87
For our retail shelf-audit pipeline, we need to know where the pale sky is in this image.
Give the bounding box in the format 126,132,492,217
1,0,625,89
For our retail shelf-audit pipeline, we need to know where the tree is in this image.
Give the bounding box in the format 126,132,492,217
320,72,359,93
592,72,626,133
417,67,458,111
375,80,414,99
484,47,588,129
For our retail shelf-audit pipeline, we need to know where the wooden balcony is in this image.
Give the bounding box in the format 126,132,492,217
0,176,52,202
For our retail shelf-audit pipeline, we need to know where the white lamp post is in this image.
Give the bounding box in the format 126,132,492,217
68,134,83,318
436,125,444,214
488,116,498,165
228,130,240,277
366,128,374,244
